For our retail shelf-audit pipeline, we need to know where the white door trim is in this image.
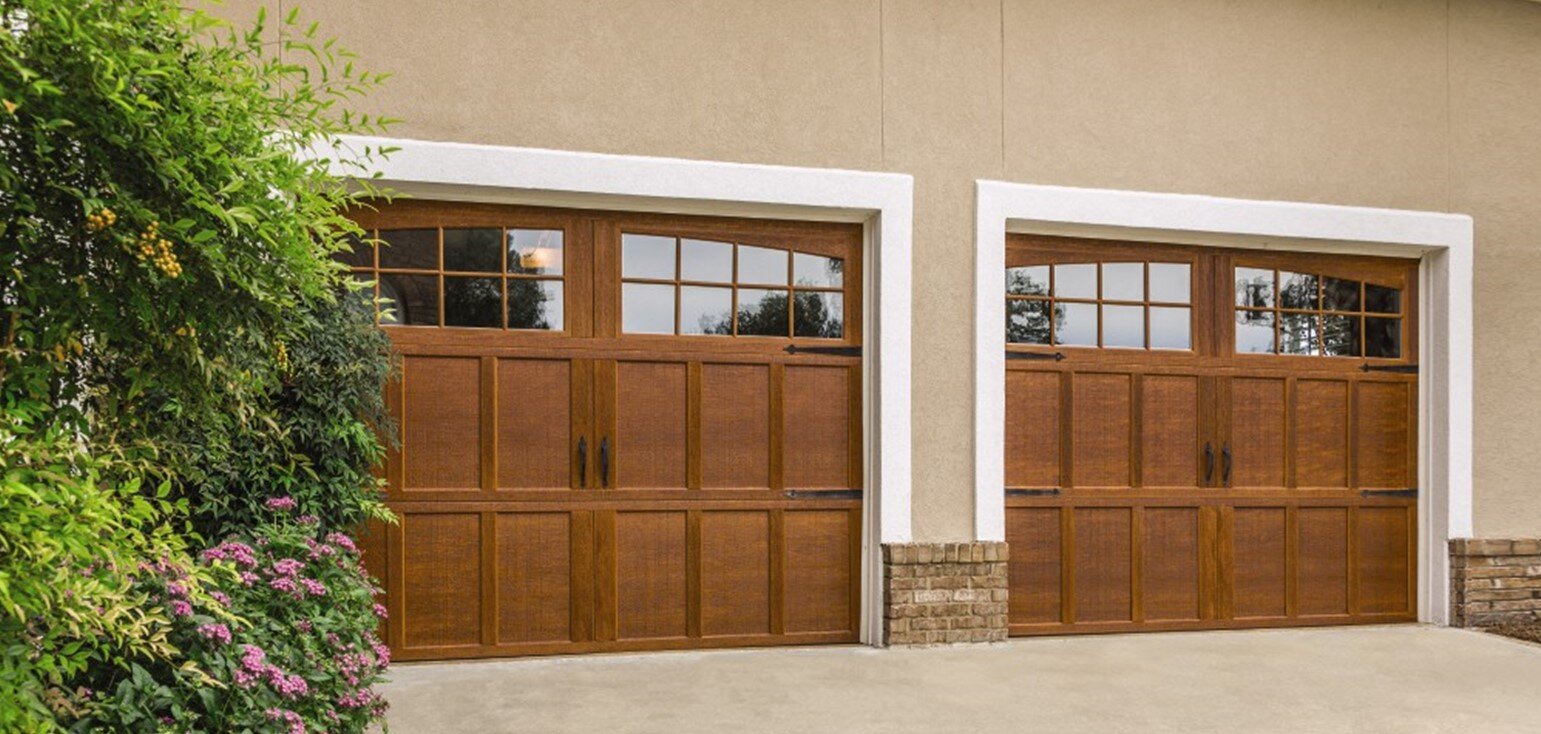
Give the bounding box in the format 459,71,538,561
324,135,915,645
973,181,1472,624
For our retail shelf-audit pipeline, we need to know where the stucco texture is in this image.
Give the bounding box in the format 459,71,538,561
214,0,1541,540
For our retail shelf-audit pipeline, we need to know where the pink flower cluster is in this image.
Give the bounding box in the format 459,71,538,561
234,645,309,699
265,496,298,511
197,623,232,646
201,541,258,568
266,707,305,734
325,532,358,554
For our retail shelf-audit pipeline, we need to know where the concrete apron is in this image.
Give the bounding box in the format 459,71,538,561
381,626,1541,734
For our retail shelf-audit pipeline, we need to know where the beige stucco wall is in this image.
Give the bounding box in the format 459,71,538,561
217,0,1541,540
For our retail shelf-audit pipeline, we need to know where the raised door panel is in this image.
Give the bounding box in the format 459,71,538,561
1073,508,1133,623
1142,508,1202,622
700,511,772,637
1231,508,1287,619
1297,508,1349,617
401,513,482,649
613,361,688,490
783,366,854,490
402,356,482,491
1356,381,1412,489
1294,380,1349,489
495,512,572,644
1356,507,1412,615
700,365,771,489
1005,371,1061,489
1140,376,1201,489
783,509,854,634
614,511,689,640
1005,508,1062,626
497,359,575,490
1071,374,1132,489
1228,378,1287,489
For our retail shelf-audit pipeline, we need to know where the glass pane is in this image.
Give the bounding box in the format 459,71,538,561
377,273,438,326
1235,309,1275,353
681,239,733,283
334,233,373,268
680,286,733,335
794,291,844,338
1103,304,1144,348
1279,312,1321,355
1322,277,1360,312
1150,307,1191,350
1007,300,1052,345
1365,317,1402,358
377,229,438,270
1279,271,1319,310
1055,302,1097,347
1054,264,1096,299
1322,314,1361,357
508,280,563,330
738,245,789,285
794,253,844,289
443,276,502,328
737,288,790,336
1006,265,1049,297
1102,263,1144,302
507,229,565,276
1235,267,1274,308
622,234,676,280
442,228,501,273
1149,263,1190,304
622,282,674,334
1366,283,1401,314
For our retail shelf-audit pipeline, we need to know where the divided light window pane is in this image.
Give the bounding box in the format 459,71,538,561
622,282,674,334
507,229,565,276
1149,263,1190,304
622,234,676,280
738,245,789,285
794,253,844,288
1053,264,1097,299
681,239,733,283
1101,263,1144,302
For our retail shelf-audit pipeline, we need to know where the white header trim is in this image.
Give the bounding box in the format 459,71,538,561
329,135,914,644
974,181,1472,625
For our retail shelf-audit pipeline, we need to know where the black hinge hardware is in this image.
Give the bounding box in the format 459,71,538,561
1360,488,1419,498
784,489,863,500
1005,488,1061,497
1361,364,1418,374
1006,351,1066,362
785,345,862,357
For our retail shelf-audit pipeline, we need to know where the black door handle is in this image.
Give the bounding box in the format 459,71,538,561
577,437,587,488
1204,442,1215,486
1222,443,1233,487
599,437,610,488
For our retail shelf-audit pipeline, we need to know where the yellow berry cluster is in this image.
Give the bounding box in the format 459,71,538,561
84,207,117,232
136,222,183,278
275,341,291,372
174,324,198,338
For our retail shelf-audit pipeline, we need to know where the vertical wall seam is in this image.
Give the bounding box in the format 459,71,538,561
878,0,887,169
999,0,1007,178
1445,0,1453,214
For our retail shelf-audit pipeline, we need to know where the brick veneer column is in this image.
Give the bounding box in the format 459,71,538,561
1450,539,1541,627
881,542,1009,645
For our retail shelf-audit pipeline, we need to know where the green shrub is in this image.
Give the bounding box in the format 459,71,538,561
0,422,209,732
80,510,390,732
184,288,397,539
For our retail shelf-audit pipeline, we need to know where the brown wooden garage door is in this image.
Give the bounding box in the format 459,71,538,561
1004,235,1418,634
344,201,863,660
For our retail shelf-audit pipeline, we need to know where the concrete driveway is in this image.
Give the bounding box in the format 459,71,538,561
382,626,1541,733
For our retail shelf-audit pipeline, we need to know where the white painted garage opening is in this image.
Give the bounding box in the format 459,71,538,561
973,181,1472,626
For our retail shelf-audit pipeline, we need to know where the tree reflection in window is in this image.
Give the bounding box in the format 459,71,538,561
1006,262,1191,350
1233,266,1401,358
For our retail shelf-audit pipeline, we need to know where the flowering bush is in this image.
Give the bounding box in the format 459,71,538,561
79,510,389,732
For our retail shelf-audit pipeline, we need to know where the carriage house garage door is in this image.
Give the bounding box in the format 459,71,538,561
344,201,864,661
1004,235,1419,634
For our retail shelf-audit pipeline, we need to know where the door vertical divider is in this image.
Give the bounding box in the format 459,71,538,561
570,511,596,642
1285,506,1300,619
594,509,618,642
479,511,497,646
686,510,703,638
1061,506,1076,625
480,357,497,493
687,362,703,490
1131,505,1145,623
769,509,786,635
769,364,786,491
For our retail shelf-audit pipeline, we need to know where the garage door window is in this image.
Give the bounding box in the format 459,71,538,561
1006,261,1192,350
621,234,844,338
341,227,566,330
1234,267,1401,358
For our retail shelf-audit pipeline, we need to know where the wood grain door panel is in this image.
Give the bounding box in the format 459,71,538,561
1005,236,1418,637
